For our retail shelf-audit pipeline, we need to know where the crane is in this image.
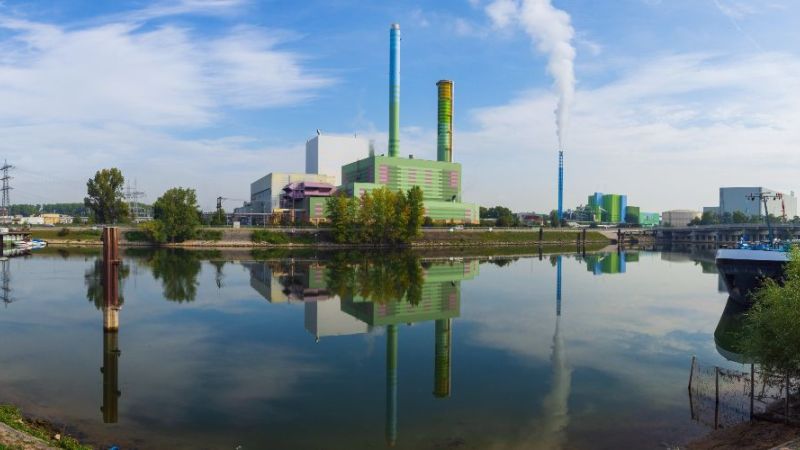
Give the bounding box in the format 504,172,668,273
216,196,247,213
746,191,783,244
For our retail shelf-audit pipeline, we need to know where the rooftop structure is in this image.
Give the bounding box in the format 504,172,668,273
249,172,335,215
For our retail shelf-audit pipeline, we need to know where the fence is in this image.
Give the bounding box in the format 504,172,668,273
688,356,798,429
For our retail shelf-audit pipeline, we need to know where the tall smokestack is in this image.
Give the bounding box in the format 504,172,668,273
436,80,453,162
388,23,401,158
558,150,564,224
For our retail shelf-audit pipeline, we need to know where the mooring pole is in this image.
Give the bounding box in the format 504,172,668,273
786,372,790,424
688,355,696,390
715,366,720,430
749,364,755,420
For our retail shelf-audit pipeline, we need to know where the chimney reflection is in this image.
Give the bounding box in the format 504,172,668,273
100,227,121,424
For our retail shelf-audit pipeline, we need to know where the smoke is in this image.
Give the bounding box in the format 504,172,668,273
486,0,576,149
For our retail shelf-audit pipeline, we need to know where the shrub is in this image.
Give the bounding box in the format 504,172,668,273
252,230,289,244
57,227,70,237
197,229,223,241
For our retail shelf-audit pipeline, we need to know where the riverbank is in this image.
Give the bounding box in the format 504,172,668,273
687,421,800,449
30,227,612,249
0,404,89,450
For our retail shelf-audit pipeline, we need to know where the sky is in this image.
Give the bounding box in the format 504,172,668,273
1,0,799,212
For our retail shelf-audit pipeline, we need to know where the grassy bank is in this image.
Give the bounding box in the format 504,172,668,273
30,228,102,242
0,404,90,450
32,226,610,248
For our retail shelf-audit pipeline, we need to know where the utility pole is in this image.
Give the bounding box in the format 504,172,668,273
1,160,14,219
125,180,146,223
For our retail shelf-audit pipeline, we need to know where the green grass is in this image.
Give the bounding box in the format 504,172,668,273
30,228,102,242
0,404,91,450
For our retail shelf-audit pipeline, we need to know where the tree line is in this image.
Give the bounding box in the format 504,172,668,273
688,210,800,226
84,168,201,243
10,203,90,217
325,186,424,245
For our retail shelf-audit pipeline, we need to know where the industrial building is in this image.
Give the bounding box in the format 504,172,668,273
235,23,478,225
662,210,701,227
246,172,335,216
339,26,478,224
587,192,628,223
718,187,797,219
306,135,370,186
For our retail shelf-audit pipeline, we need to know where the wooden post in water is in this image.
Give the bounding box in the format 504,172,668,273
582,228,587,246
786,372,790,424
750,364,755,420
714,366,720,430
688,355,696,390
539,227,543,243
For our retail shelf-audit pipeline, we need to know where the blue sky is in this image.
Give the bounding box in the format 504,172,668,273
1,0,799,211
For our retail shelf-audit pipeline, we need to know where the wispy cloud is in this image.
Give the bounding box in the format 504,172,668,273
0,4,334,207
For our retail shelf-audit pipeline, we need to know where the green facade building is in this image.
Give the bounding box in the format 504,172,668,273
341,155,479,224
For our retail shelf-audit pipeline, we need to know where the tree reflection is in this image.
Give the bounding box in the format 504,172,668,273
325,252,424,305
141,249,202,302
85,259,130,309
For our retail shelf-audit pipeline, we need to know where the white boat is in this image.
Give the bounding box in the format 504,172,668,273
30,239,47,250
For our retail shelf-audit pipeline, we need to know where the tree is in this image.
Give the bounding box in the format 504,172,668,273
209,208,227,226
84,168,129,224
732,210,749,224
151,187,201,243
326,193,357,244
549,210,559,227
742,247,800,375
700,211,719,225
406,186,424,239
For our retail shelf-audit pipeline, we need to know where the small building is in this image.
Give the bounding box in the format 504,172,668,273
639,212,660,227
39,214,73,225
306,135,370,186
249,172,336,215
662,210,700,227
280,181,337,224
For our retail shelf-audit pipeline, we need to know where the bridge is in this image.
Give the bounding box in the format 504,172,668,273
653,223,800,244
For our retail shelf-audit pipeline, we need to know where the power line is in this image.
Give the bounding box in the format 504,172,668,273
125,179,149,222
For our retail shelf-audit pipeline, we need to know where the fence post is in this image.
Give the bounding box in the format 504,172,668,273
750,364,755,421
688,355,696,390
715,366,720,430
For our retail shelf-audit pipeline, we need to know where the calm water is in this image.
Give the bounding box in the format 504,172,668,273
0,247,744,449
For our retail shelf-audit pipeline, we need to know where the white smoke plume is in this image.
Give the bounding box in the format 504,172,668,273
486,0,576,149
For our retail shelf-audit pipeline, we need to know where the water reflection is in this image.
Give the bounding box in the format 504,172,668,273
0,248,737,449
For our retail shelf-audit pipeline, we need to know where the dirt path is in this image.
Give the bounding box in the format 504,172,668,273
0,422,56,450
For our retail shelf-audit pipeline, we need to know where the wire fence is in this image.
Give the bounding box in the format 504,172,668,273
688,356,798,429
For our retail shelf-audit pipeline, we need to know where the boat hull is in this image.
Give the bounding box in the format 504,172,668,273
716,249,787,304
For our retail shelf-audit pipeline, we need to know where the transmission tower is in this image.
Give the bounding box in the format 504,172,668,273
125,180,147,222
0,160,13,219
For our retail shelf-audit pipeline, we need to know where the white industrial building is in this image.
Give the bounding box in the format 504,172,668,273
305,135,370,186
719,187,797,219
304,298,369,340
249,172,336,214
662,210,701,227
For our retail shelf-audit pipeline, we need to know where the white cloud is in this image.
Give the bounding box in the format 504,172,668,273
0,8,334,208
450,51,800,212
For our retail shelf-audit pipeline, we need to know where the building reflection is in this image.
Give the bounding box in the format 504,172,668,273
583,251,639,275
245,255,478,446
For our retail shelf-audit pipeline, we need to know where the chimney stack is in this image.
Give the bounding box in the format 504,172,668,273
388,23,401,158
436,80,453,162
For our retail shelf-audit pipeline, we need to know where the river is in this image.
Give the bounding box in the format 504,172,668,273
0,247,745,449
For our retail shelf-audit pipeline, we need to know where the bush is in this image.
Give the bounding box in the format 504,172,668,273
197,229,223,241
252,230,289,244
124,229,151,242
57,227,70,237
743,246,800,374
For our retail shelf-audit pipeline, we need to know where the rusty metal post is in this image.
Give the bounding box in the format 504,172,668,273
715,366,720,430
786,372,790,424
750,364,755,420
102,227,120,331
